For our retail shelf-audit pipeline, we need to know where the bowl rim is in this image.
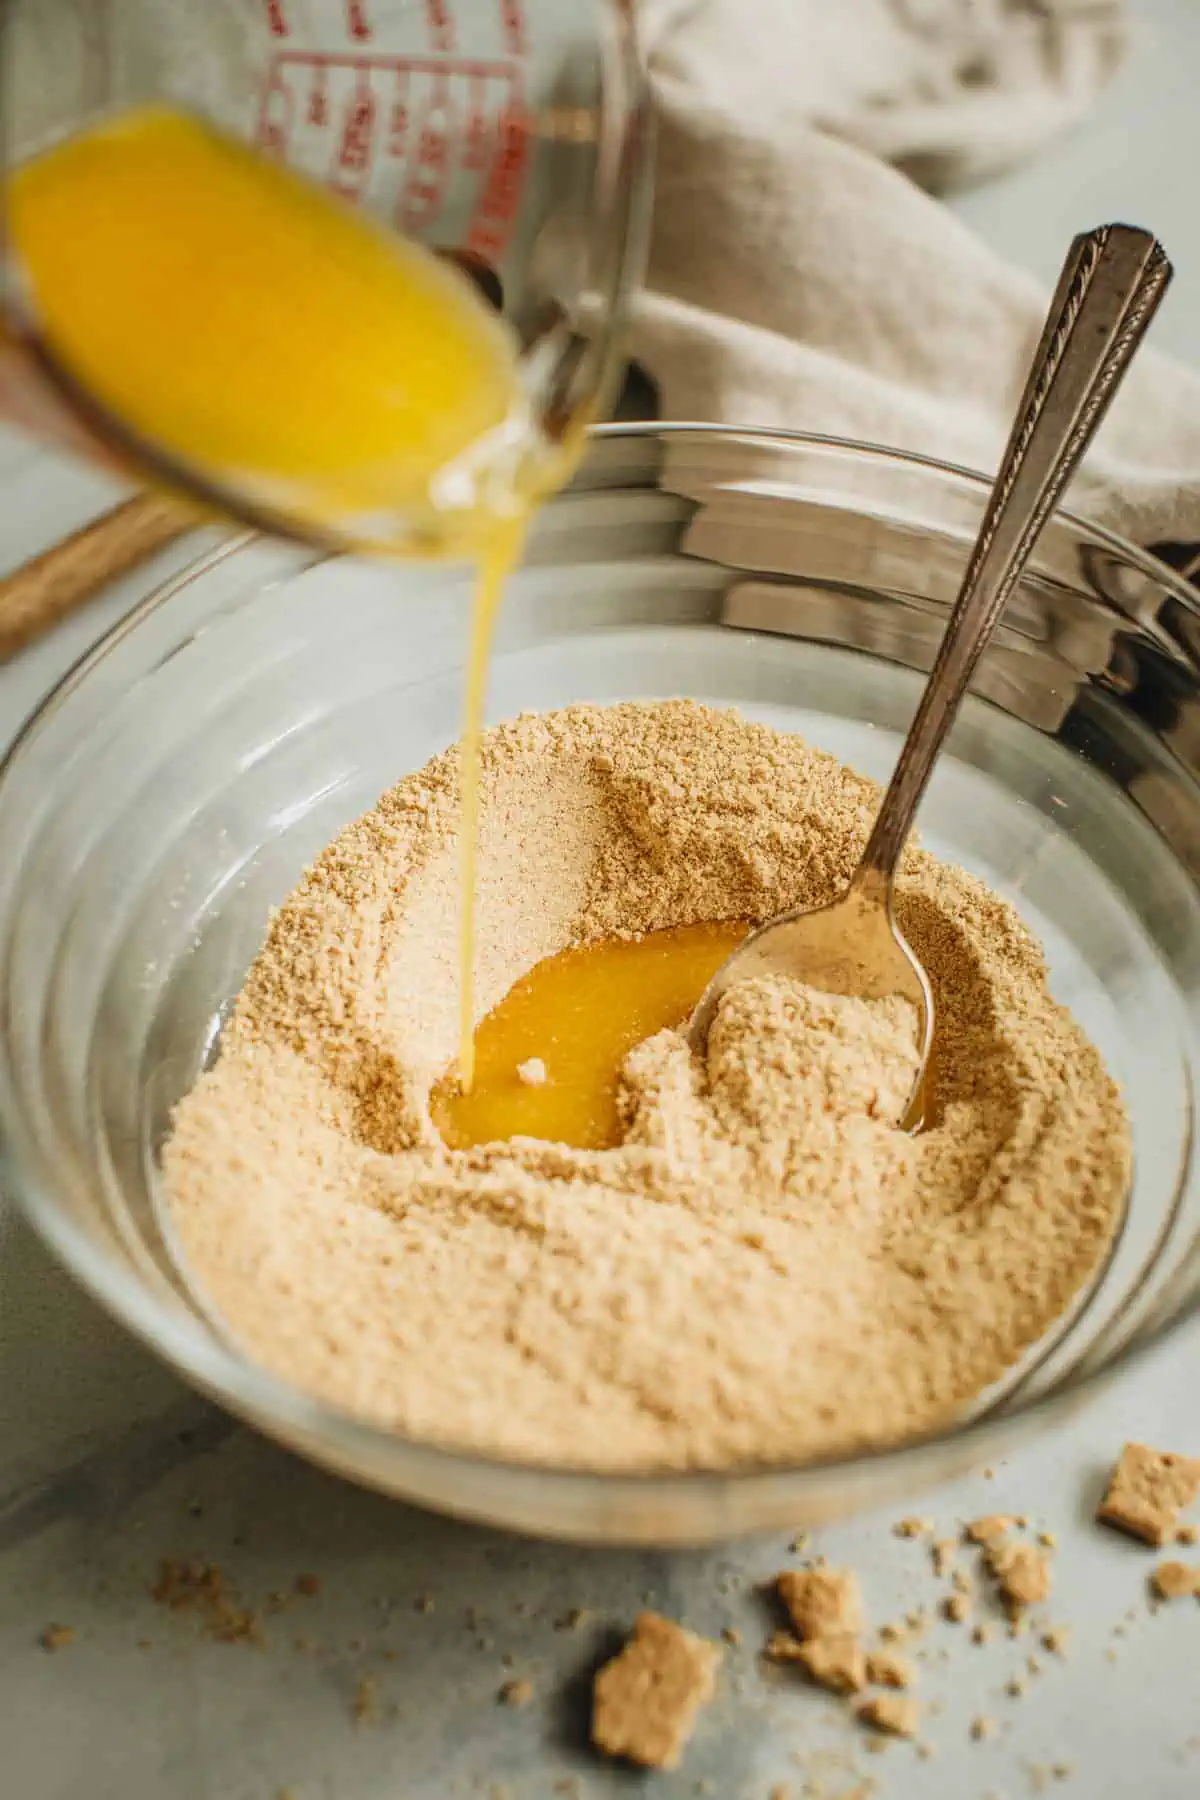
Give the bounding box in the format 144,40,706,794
3,419,1199,1525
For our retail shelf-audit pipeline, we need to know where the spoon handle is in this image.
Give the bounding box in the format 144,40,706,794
857,223,1171,888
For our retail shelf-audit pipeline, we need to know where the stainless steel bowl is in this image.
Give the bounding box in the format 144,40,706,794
1,425,1198,1544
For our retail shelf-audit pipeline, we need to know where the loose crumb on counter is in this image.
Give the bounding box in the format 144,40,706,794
592,1613,721,1770
352,1675,378,1726
1151,1561,1200,1600
857,1695,919,1739
794,1636,868,1694
966,1516,1017,1546
893,1517,933,1539
38,1624,74,1653
498,1679,534,1708
931,1540,957,1577
1097,1443,1200,1547
987,1543,1052,1613
151,1559,265,1647
865,1649,914,1689
776,1570,862,1642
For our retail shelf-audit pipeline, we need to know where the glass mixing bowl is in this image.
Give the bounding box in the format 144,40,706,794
2,425,1199,1545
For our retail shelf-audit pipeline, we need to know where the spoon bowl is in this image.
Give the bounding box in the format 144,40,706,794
688,868,933,1127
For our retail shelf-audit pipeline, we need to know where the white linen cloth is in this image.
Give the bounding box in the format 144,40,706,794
633,0,1200,558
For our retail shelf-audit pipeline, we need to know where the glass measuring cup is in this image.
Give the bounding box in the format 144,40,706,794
0,0,651,552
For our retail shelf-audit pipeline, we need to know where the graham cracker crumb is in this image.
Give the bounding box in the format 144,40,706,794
721,1627,742,1647
151,1560,265,1646
1041,1626,1070,1657
592,1613,721,1770
162,702,1131,1474
499,1678,534,1708
966,1516,1016,1546
764,1631,808,1665
972,1623,994,1646
790,1534,810,1554
1178,1523,1200,1546
931,1540,957,1577
39,1624,74,1653
1007,1678,1027,1699
988,1542,1051,1612
795,1636,868,1694
1037,1532,1058,1550
971,1716,999,1741
352,1676,378,1726
951,1569,973,1596
865,1650,914,1689
1097,1443,1200,1547
1151,1560,1200,1600
943,1594,970,1624
857,1695,919,1739
517,1057,547,1087
777,1570,862,1642
893,1517,932,1539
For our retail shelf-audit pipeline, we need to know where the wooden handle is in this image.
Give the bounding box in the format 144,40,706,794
0,491,193,662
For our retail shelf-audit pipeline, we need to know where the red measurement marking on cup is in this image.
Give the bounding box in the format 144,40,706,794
263,0,290,38
425,0,456,52
400,72,455,229
463,72,490,172
308,62,330,127
256,52,529,257
500,0,527,55
332,68,376,201
466,98,528,260
389,67,411,158
345,2,373,42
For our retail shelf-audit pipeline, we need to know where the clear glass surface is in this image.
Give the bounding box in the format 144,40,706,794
1,426,1198,1544
0,0,650,547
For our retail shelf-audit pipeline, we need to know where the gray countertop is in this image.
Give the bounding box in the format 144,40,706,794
3,4,1200,1796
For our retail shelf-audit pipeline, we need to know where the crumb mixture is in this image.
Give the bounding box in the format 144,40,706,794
164,701,1130,1472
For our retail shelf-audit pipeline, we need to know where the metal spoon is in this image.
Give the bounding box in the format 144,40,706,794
688,223,1172,1125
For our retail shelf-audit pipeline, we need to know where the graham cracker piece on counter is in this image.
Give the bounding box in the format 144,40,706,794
592,1612,721,1770
776,1568,863,1642
1097,1443,1200,1546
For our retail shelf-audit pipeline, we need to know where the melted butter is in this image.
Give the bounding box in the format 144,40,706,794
433,920,748,1151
